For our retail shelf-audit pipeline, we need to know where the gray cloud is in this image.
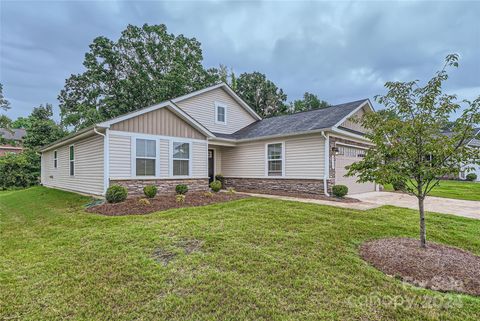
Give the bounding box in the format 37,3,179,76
1,0,479,120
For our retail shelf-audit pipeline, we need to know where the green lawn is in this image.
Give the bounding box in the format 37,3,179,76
384,180,480,201
1,187,479,320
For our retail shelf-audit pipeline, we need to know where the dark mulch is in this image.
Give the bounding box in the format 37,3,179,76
238,189,359,203
360,237,480,296
86,192,248,216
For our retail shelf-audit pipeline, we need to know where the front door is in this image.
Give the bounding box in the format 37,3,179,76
208,149,215,183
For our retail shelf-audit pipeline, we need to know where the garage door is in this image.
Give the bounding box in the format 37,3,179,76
335,145,376,194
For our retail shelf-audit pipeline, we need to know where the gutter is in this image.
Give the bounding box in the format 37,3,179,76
93,127,109,196
321,131,330,197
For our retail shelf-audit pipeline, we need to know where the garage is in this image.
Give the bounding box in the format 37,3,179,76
334,145,376,194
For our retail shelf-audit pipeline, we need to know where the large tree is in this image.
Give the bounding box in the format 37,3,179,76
0,83,10,111
347,54,480,248
290,92,329,113
23,104,67,149
235,72,288,117
59,24,219,130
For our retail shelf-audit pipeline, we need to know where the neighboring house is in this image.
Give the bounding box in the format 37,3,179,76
40,83,377,196
458,128,480,181
0,128,26,156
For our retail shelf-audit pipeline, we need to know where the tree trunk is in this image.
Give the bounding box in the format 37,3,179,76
418,197,426,248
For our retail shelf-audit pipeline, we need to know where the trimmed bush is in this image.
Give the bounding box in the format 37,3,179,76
106,185,128,203
215,174,225,188
143,185,157,198
466,173,477,181
138,198,150,206
210,180,222,192
203,191,214,198
227,187,236,195
332,185,348,198
175,194,186,204
175,184,188,195
392,180,406,191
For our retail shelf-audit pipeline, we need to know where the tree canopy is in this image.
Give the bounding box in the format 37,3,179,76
23,104,67,149
59,24,220,130
347,54,480,247
0,83,10,111
290,92,329,113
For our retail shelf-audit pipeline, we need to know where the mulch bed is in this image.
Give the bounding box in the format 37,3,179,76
238,189,359,203
360,238,480,296
86,192,249,216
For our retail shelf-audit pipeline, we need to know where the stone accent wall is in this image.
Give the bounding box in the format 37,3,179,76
329,136,372,179
111,178,209,196
224,177,334,195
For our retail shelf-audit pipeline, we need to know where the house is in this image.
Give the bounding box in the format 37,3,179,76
0,128,26,156
40,83,377,196
459,128,480,181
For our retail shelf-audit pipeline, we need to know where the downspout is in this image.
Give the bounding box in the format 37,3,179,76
94,127,109,195
321,131,330,197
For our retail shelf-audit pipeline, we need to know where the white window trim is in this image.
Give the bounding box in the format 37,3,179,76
265,141,285,178
214,102,227,125
69,145,75,177
170,140,193,178
53,150,58,169
131,136,160,178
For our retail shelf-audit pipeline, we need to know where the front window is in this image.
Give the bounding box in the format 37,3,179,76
215,103,226,124
54,150,58,168
173,142,190,176
136,139,156,176
267,143,283,176
69,145,74,176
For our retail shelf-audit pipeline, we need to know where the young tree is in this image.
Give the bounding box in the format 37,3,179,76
290,92,329,113
23,104,67,149
347,54,480,248
59,24,220,130
235,72,288,117
0,83,11,111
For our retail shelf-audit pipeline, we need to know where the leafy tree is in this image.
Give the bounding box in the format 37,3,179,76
23,104,67,149
291,92,329,113
0,83,10,111
0,149,40,189
347,54,480,248
11,117,30,129
59,24,220,130
0,115,12,129
235,72,288,117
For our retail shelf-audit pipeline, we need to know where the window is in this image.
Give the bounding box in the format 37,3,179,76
69,145,75,176
173,142,190,176
215,102,227,124
338,146,365,158
267,143,283,176
135,139,156,176
54,150,58,168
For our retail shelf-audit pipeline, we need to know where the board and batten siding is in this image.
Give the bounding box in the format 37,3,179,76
220,134,325,178
41,134,104,195
175,87,257,134
108,132,208,179
110,107,205,140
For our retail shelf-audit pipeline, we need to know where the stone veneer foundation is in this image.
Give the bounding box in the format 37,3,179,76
224,177,334,195
111,178,209,196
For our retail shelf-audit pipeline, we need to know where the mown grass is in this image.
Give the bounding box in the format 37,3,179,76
384,180,480,201
1,187,479,320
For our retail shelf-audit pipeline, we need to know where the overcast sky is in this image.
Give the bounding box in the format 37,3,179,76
1,0,479,121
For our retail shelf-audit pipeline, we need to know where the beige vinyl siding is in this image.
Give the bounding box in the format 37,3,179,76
109,134,131,178
175,87,257,134
111,107,205,139
41,134,104,195
340,108,367,133
192,142,208,177
221,134,325,178
159,139,170,178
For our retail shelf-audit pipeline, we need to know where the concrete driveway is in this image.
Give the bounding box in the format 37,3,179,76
353,192,480,220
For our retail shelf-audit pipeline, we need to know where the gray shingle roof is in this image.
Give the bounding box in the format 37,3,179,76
213,99,368,140
0,128,26,141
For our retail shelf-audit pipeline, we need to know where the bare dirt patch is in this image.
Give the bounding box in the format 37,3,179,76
152,238,203,266
360,238,480,296
87,192,248,216
238,189,359,203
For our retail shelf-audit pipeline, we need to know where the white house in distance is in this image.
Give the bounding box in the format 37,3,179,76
40,83,377,196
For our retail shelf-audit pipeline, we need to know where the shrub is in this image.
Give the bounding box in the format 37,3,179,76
392,180,406,191
466,173,477,181
203,191,214,198
227,187,236,195
138,198,150,206
332,185,348,198
106,185,128,203
215,174,225,188
210,180,222,192
175,194,186,204
175,184,188,195
0,149,40,190
143,185,157,198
